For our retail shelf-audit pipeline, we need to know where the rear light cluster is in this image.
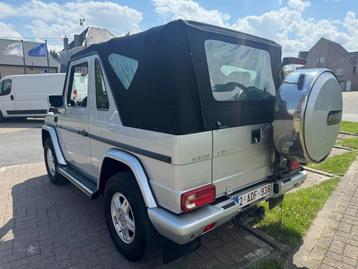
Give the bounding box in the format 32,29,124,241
290,160,301,171
181,184,216,212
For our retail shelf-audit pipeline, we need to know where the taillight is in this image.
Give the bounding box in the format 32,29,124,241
290,160,301,171
181,184,216,212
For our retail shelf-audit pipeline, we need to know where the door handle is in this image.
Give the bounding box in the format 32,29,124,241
80,129,88,137
10,95,14,100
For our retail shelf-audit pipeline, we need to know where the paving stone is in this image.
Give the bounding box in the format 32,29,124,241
0,162,274,268
343,245,358,260
292,159,358,269
338,222,352,233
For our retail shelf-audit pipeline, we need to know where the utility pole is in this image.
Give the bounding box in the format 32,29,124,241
45,40,50,73
21,40,26,74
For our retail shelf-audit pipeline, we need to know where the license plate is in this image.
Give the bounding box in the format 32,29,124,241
233,183,272,208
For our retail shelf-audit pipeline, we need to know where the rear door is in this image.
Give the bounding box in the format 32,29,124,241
187,27,281,196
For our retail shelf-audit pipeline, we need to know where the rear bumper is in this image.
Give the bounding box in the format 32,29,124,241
148,170,307,245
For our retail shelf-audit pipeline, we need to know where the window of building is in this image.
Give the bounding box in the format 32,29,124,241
95,59,109,111
316,56,325,64
353,66,356,74
335,68,343,76
0,79,12,96
67,62,88,107
108,53,138,90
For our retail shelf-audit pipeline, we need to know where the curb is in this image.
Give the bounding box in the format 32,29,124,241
333,145,353,151
303,166,335,178
240,224,290,253
0,161,44,172
339,131,358,137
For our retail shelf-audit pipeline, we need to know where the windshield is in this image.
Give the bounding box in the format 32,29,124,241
205,40,276,102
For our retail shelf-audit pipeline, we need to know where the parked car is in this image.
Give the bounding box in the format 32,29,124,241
41,20,342,262
0,73,66,121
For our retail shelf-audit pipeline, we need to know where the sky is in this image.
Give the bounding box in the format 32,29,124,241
0,0,357,56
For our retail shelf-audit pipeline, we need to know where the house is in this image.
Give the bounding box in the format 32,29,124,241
59,27,115,72
0,39,60,78
298,38,358,91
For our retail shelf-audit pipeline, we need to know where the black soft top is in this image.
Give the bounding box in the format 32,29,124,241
73,20,282,135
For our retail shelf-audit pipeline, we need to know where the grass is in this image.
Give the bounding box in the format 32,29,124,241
337,137,358,150
256,177,340,249
307,151,357,176
340,121,358,134
252,122,358,269
252,177,341,269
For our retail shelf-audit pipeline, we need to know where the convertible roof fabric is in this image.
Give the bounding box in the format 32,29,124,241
72,20,282,135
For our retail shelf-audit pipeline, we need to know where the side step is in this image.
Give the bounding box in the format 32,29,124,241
58,166,97,199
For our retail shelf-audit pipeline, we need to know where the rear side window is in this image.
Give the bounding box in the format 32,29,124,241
108,53,138,90
67,63,88,107
0,79,12,96
205,40,275,102
95,59,109,111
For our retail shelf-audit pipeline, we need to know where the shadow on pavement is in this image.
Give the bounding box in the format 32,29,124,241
0,173,275,268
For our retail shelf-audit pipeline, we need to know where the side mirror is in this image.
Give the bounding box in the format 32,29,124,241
49,95,64,108
280,57,306,80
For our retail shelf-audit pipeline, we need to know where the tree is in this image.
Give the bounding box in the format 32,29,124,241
50,50,60,61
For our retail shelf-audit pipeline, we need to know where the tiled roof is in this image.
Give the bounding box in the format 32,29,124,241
68,27,115,49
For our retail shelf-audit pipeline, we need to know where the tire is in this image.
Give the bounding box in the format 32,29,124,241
104,172,158,261
43,138,68,185
0,111,3,122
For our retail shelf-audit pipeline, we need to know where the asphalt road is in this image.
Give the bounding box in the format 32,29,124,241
0,119,43,167
342,91,358,122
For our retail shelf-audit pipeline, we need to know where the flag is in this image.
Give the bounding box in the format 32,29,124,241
3,42,23,56
28,43,48,57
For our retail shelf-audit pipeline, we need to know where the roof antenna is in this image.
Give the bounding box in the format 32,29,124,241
79,18,86,31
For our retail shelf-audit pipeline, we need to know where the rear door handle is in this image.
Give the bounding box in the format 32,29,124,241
80,129,88,137
10,95,14,100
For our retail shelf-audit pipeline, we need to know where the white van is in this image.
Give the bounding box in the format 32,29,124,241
0,73,66,121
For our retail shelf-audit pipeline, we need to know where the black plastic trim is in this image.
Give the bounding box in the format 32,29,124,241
7,109,47,115
58,124,172,163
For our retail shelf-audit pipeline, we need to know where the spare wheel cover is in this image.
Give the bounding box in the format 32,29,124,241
303,71,342,162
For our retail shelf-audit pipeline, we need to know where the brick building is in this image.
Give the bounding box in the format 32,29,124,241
298,38,358,91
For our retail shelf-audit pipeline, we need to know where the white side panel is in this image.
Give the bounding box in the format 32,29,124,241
213,123,275,196
13,74,65,113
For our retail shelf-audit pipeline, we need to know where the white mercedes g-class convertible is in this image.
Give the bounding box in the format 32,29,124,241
42,20,343,261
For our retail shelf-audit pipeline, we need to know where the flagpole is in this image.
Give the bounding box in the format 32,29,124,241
21,40,26,74
45,40,50,73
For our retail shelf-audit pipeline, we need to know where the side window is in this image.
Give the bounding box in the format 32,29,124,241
67,62,88,107
0,79,12,96
95,59,109,110
108,53,138,90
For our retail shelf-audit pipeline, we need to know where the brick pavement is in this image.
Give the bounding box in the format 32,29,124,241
0,162,273,269
291,158,358,269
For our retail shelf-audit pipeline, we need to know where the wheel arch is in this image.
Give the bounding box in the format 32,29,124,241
41,125,67,165
98,148,157,208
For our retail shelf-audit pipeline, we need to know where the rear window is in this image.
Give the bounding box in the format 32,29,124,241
205,40,275,102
